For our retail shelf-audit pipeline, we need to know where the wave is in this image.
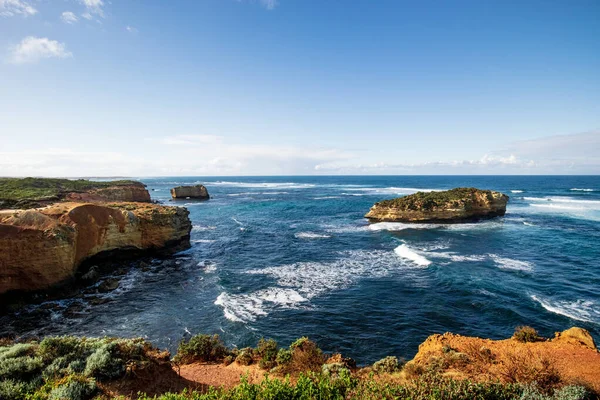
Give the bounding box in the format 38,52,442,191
570,188,597,192
511,190,524,193
295,232,331,239
489,254,533,271
313,196,341,200
531,295,599,324
394,244,431,266
525,196,600,206
429,251,486,262
368,221,503,232
198,261,217,273
530,204,588,211
216,249,427,323
342,187,441,196
192,225,217,232
192,239,216,243
368,222,438,231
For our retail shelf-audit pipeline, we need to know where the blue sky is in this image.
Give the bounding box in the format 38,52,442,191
1,0,599,176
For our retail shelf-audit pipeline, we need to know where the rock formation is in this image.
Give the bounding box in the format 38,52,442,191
171,185,210,200
405,327,600,391
365,187,508,223
0,178,192,295
0,202,191,294
0,178,151,209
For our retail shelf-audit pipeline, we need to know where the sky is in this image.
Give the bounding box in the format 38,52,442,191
0,0,599,176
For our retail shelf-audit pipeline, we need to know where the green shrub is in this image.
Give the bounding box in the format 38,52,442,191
235,348,254,366
83,344,124,379
554,385,593,400
45,375,97,400
256,338,278,370
173,335,227,364
372,355,401,374
0,355,44,380
321,362,350,378
514,326,542,343
275,349,292,365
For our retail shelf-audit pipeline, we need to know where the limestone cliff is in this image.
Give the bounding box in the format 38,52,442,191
365,187,508,222
0,178,151,209
171,185,210,200
0,202,191,294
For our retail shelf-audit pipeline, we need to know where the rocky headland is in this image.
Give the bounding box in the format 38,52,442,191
170,184,210,200
0,178,191,296
365,187,509,223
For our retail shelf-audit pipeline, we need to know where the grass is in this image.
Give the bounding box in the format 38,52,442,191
0,177,140,205
374,187,497,211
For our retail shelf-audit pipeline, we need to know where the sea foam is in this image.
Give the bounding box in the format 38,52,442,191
531,295,599,324
215,249,428,323
295,232,331,239
394,244,432,266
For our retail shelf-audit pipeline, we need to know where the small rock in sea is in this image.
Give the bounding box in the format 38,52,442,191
97,278,120,293
64,302,86,318
88,296,112,306
81,266,100,283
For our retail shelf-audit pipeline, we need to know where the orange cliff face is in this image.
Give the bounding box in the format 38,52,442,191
404,327,600,391
0,201,191,294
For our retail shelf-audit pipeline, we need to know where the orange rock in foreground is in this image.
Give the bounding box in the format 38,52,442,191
407,327,600,391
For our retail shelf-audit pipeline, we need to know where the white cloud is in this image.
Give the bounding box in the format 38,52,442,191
8,36,73,65
314,131,600,174
81,12,92,20
158,134,224,146
80,0,104,17
260,0,278,10
0,0,37,17
126,26,139,34
61,11,78,24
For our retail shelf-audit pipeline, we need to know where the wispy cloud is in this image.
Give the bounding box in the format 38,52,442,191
8,37,73,65
314,131,600,174
126,26,139,34
80,0,104,17
260,0,278,10
61,11,78,24
0,0,37,17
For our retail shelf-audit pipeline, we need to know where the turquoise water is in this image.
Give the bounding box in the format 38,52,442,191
3,176,600,363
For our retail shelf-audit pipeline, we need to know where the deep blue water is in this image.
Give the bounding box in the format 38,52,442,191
3,176,600,364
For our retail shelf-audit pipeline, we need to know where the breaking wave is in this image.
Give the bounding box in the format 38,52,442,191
394,244,431,266
531,295,599,324
295,232,331,239
490,255,533,272
215,249,427,323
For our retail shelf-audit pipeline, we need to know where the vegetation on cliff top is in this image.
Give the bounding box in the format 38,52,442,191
0,330,597,400
0,178,141,203
374,187,499,211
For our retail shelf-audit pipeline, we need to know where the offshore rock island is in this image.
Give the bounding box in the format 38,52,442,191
365,187,509,223
0,178,191,295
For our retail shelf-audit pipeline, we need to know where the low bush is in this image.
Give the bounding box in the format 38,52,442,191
372,356,401,374
514,326,542,343
0,336,157,400
173,334,228,364
235,348,254,366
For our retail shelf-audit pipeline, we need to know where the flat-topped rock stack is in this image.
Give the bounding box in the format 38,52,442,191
365,187,509,223
171,185,210,200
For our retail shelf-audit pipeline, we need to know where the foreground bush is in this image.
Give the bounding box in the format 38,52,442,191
173,335,228,364
0,336,157,400
135,371,595,400
514,326,542,343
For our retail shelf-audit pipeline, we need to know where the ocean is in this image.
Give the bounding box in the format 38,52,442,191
3,175,599,364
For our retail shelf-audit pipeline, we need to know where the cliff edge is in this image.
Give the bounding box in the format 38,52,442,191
0,178,191,295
